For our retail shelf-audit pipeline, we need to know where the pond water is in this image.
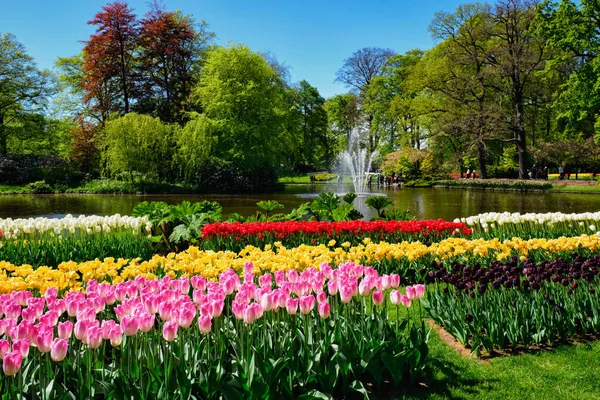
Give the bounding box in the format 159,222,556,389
0,184,598,220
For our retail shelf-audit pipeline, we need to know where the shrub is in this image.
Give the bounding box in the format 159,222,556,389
25,181,54,194
0,154,64,184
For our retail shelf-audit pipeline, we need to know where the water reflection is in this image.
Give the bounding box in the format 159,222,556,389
0,186,598,220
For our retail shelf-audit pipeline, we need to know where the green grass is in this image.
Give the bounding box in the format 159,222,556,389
550,184,600,193
279,176,312,183
0,184,30,194
399,331,600,399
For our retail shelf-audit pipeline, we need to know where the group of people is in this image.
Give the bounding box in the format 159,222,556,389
530,164,549,180
465,168,477,179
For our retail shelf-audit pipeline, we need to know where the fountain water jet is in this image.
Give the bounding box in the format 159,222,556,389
338,126,378,194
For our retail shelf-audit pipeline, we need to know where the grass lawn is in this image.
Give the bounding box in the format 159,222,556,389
397,326,600,400
550,184,600,193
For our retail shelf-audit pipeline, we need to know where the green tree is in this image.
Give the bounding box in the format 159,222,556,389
191,45,287,172
290,80,329,169
0,33,55,154
174,113,216,181
102,113,176,180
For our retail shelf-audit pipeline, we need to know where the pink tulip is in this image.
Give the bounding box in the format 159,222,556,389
5,303,21,319
101,320,118,339
177,306,196,329
232,302,246,320
12,339,29,358
21,307,37,322
274,270,285,287
260,293,273,312
413,284,426,299
66,299,82,318
0,340,9,359
381,275,391,290
39,310,59,327
339,286,353,304
121,316,139,336
74,320,90,343
198,315,212,334
139,313,155,332
108,327,123,347
163,321,178,342
372,291,384,306
400,295,411,308
58,321,73,339
327,280,339,296
286,270,299,284
50,338,68,362
358,281,371,297
87,327,103,349
299,295,315,315
285,298,298,315
158,302,174,321
36,330,53,353
389,290,401,305
390,274,401,288
3,351,22,376
44,287,58,300
211,299,224,318
318,302,330,319
406,286,416,300
191,276,206,291
104,288,116,305
317,292,327,303
258,274,272,288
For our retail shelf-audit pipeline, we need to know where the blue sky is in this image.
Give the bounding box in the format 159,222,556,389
1,0,465,98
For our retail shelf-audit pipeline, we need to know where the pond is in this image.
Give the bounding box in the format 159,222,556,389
0,184,598,220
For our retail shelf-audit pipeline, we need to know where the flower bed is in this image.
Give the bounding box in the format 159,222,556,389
424,254,600,354
0,215,153,267
3,235,600,294
459,211,600,239
435,179,553,190
199,219,472,251
0,263,428,398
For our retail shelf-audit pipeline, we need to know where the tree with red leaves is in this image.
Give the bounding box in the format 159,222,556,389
82,1,138,121
69,114,100,173
137,3,213,122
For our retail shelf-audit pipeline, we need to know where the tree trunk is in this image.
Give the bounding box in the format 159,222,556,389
477,139,488,179
514,91,527,179
0,114,6,155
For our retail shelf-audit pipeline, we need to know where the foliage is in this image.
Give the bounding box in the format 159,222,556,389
434,178,553,190
307,191,363,221
425,254,600,355
0,33,55,155
103,113,176,181
191,45,287,173
0,265,429,398
0,154,64,184
365,195,394,218
25,181,54,194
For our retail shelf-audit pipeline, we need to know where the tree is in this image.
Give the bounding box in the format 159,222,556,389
191,45,287,172
487,0,547,179
538,0,600,138
69,115,100,173
137,2,214,122
324,93,360,145
427,3,503,178
82,1,138,120
0,33,54,154
103,113,176,180
335,47,395,155
290,80,328,168
174,114,215,181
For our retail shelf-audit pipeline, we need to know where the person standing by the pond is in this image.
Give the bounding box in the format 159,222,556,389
544,166,548,180
466,168,471,179
559,165,564,180
531,164,537,179
472,168,476,179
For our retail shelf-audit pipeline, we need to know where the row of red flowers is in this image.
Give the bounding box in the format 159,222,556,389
201,220,472,239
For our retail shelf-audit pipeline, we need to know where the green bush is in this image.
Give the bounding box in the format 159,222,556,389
25,181,55,194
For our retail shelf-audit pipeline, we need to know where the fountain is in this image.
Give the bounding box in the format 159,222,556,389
338,126,378,194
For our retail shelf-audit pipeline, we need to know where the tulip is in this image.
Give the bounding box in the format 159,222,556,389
158,302,174,321
198,315,212,334
318,302,330,319
390,274,401,288
58,321,73,339
372,291,384,306
406,286,417,300
317,292,327,303
390,290,401,305
413,284,426,299
121,316,139,336
12,339,29,358
0,340,9,359
299,295,315,315
191,276,206,291
109,327,123,347
50,338,68,362
3,351,22,376
87,327,103,349
327,280,339,296
285,298,298,315
74,320,90,343
163,321,178,342
36,330,53,353
400,295,412,308
339,286,354,304
139,313,155,332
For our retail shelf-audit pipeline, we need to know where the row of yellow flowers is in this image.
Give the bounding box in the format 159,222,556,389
2,234,600,294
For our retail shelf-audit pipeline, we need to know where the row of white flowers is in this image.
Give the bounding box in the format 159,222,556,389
455,211,600,234
0,214,152,239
